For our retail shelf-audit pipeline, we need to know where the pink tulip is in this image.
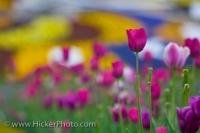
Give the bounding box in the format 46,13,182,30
155,126,168,133
77,88,90,106
126,28,147,52
112,60,124,79
97,70,114,87
163,42,190,69
128,107,139,123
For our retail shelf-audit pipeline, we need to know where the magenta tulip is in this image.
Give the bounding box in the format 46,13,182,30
126,28,147,52
128,107,139,123
112,60,124,79
184,38,200,58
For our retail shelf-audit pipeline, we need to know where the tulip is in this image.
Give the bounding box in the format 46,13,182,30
163,42,190,69
189,96,200,117
62,47,69,61
43,95,53,109
126,28,147,52
143,51,153,62
177,106,199,133
80,72,90,83
90,57,99,71
184,38,200,58
63,91,78,110
128,107,139,123
142,110,150,129
93,42,107,58
152,68,170,83
77,88,90,106
155,126,168,133
112,60,124,79
24,77,42,97
97,71,114,87
151,81,161,100
111,104,128,122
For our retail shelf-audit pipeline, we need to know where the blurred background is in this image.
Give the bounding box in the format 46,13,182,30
0,0,200,132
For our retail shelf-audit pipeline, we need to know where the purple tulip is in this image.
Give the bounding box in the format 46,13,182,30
177,106,199,133
63,91,78,110
163,42,190,69
111,104,128,122
184,38,200,58
112,60,124,79
189,96,200,118
142,110,151,129
126,28,147,52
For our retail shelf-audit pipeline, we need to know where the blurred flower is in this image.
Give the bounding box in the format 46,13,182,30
64,91,78,110
24,77,42,97
143,50,153,62
97,70,114,87
184,38,200,58
62,47,69,61
93,42,107,58
123,66,136,83
115,90,134,105
142,110,150,129
163,42,190,69
126,28,147,52
177,106,199,133
128,107,139,123
112,60,124,79
77,88,90,106
56,95,65,110
69,64,84,74
43,95,53,109
90,57,99,71
151,81,161,101
111,104,128,122
155,126,168,133
152,68,170,83
80,72,90,83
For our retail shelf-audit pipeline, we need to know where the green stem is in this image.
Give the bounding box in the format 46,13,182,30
135,52,143,133
147,67,153,133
